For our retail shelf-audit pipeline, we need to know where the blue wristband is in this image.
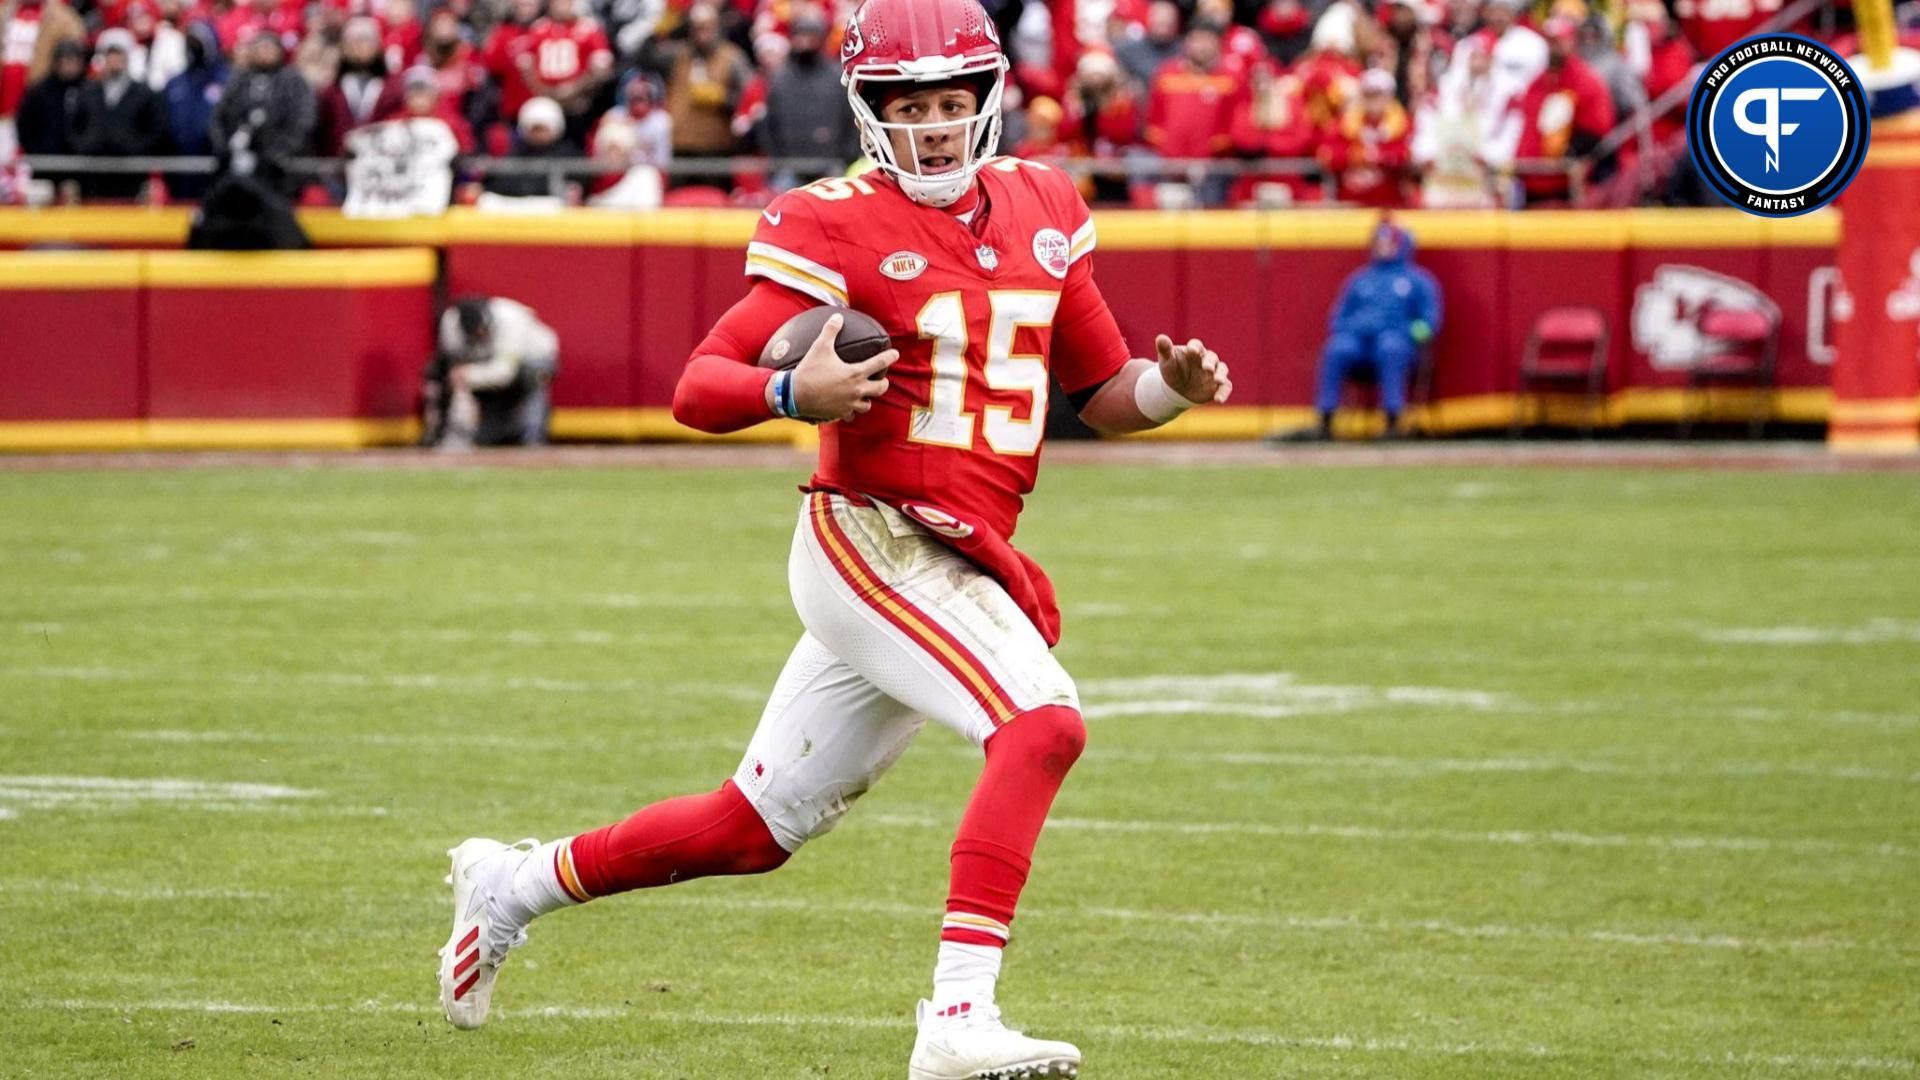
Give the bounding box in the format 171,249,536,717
779,369,799,419
767,369,791,419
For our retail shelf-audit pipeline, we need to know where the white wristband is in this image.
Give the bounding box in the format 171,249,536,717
1134,364,1200,425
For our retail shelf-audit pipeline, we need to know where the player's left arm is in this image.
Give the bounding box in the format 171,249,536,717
1054,260,1232,435
1041,173,1230,434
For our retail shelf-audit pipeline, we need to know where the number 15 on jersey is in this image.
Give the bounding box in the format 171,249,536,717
910,290,1060,457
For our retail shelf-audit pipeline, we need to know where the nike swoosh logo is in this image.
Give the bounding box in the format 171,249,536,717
763,210,782,226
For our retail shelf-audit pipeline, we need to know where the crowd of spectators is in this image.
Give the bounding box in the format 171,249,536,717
0,0,1869,208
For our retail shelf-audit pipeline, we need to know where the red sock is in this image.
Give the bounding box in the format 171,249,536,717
943,705,1086,946
567,780,790,899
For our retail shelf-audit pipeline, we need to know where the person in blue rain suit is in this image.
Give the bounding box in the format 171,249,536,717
1288,219,1442,441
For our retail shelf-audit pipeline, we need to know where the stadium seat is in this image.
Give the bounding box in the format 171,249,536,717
1512,305,1609,438
1679,305,1779,439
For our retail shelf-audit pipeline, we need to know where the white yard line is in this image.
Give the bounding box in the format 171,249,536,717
115,729,746,757
1080,748,1920,785
1701,620,1920,646
0,666,766,700
25,582,786,611
0,881,270,901
14,998,1914,1073
630,893,1908,956
869,813,1912,860
0,775,322,820
0,776,316,799
1081,673,1510,713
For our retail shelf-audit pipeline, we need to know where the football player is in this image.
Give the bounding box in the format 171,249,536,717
438,0,1231,1075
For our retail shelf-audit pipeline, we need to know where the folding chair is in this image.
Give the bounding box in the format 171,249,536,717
1339,344,1437,435
1679,306,1779,439
1512,306,1609,438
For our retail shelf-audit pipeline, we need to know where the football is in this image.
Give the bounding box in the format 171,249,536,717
757,306,892,371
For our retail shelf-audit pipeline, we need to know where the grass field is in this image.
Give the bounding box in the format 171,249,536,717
2,453,1917,1078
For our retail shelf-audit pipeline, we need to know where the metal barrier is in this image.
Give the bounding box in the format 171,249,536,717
16,152,1584,207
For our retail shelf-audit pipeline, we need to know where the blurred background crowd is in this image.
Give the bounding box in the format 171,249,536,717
0,0,1905,208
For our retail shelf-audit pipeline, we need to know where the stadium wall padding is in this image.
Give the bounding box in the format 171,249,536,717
0,248,432,449
0,207,1855,449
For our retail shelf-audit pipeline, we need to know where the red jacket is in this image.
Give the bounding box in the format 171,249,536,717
1512,56,1615,197
1229,70,1318,203
481,19,538,126
1641,28,1694,141
318,73,404,156
1063,86,1142,157
1317,100,1414,207
1146,57,1247,158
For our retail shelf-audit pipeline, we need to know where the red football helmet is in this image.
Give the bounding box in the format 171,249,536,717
839,0,1009,207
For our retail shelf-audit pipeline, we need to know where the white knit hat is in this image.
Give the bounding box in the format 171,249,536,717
517,96,564,135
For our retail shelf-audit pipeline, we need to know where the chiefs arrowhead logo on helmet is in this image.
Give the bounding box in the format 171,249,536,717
840,15,864,63
1631,266,1780,371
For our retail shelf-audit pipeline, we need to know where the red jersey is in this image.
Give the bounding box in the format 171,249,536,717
523,15,610,87
1317,100,1414,207
1511,56,1615,198
214,3,301,52
482,20,538,123
1145,57,1246,158
743,159,1128,544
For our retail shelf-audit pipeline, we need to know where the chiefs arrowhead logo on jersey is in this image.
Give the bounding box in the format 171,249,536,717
1031,228,1070,280
840,16,865,62
880,251,928,281
902,504,976,539
1631,265,1779,371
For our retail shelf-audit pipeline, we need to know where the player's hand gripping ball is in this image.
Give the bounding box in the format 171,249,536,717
759,307,899,423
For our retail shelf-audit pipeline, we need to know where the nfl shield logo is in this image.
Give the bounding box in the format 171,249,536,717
975,245,999,272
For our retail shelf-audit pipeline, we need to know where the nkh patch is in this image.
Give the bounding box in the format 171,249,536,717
879,251,928,281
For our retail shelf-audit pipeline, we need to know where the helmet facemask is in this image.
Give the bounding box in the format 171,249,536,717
847,63,1006,208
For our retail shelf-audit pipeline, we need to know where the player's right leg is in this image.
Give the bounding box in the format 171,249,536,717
791,492,1084,1079
438,631,921,1030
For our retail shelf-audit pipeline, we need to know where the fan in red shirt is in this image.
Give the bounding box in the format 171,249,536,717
517,0,611,133
1230,60,1319,203
1317,66,1414,207
380,0,422,72
418,9,484,117
1294,29,1363,132
480,0,542,137
318,16,402,155
1623,0,1695,142
434,3,1233,1079
1511,16,1615,205
1673,0,1784,59
397,64,474,152
1061,48,1142,202
214,0,299,54
1146,16,1248,198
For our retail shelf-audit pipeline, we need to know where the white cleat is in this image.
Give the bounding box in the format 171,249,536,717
437,837,531,1030
908,1000,1082,1080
